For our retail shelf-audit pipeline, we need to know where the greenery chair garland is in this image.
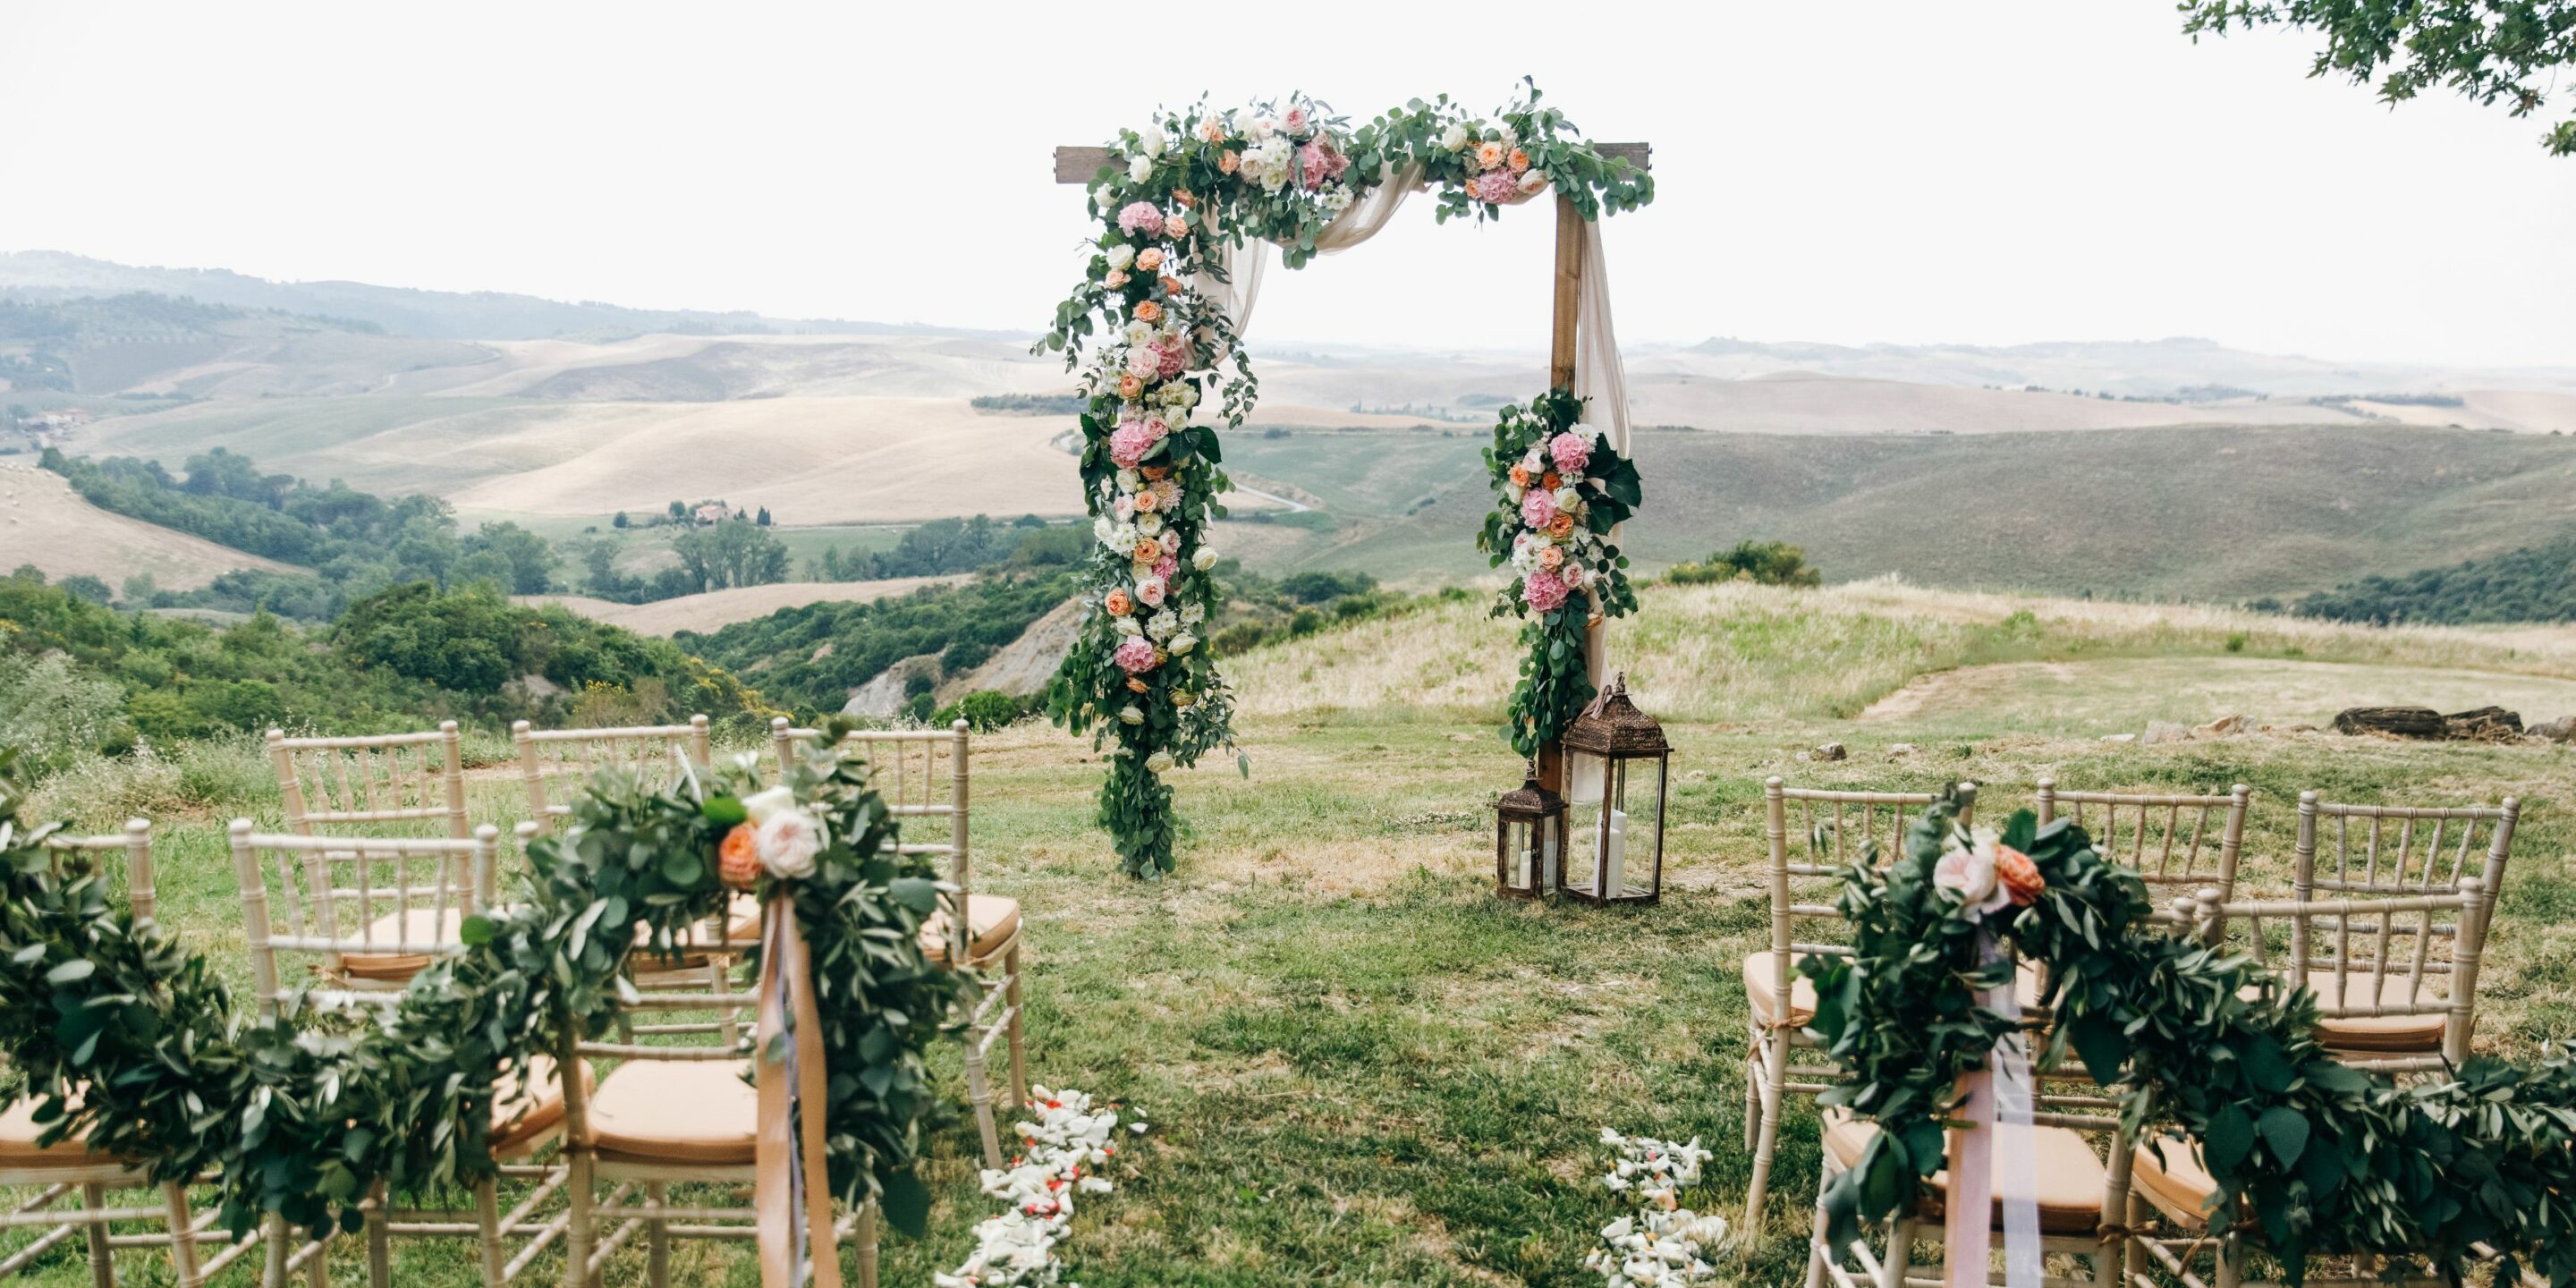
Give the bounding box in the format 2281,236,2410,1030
1800,792,2576,1286
0,730,962,1253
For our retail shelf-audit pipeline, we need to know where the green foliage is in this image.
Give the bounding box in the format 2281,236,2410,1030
670,518,790,594
1473,387,1641,757
1668,540,1820,588
1277,570,1378,604
970,393,1090,416
1804,795,2576,1285
680,573,1070,717
2182,0,2576,156
932,691,1031,733
2292,530,2576,624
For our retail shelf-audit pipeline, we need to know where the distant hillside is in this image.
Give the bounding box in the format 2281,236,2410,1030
1216,423,2576,601
0,461,292,591
0,250,1009,343
2292,533,2576,625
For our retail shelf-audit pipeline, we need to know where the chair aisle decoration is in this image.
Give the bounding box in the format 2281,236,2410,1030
1797,789,2576,1288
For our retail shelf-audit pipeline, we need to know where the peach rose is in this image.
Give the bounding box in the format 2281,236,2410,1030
1133,487,1159,513
1134,538,1162,563
1546,513,1576,539
1140,465,1170,481
1165,208,1188,232
1509,148,1530,174
1137,248,1165,272
1105,589,1132,617
1218,150,1241,174
1117,374,1143,399
1134,300,1163,323
1509,463,1531,487
1104,268,1129,288
1160,275,1184,296
1476,140,1505,170
1538,545,1563,572
718,824,761,890
1542,471,1563,491
1126,676,1149,693
1995,844,2046,906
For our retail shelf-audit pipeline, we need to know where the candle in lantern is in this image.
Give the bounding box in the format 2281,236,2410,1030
1602,808,1628,898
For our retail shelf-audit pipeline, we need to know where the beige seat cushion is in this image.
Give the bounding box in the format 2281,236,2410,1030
490,1055,589,1155
2130,1137,2220,1229
921,894,1021,966
2303,970,2449,1053
0,1094,109,1166
1821,1108,2107,1235
587,1060,757,1166
340,907,467,982
1746,956,2046,1030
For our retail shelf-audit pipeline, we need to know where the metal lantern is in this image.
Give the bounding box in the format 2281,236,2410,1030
1494,760,1569,900
1557,674,1670,906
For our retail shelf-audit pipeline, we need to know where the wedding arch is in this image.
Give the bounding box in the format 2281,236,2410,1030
1039,82,1656,877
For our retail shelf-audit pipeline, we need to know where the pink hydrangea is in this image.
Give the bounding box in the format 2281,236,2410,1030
1521,567,1570,614
1108,421,1155,468
1548,431,1591,474
1154,336,1190,377
1153,554,1179,580
1141,415,1171,442
1112,635,1158,674
1299,139,1350,191
1471,170,1519,204
1117,202,1164,236
1520,487,1557,530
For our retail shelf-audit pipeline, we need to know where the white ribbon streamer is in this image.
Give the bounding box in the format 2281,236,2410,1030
1949,929,2043,1287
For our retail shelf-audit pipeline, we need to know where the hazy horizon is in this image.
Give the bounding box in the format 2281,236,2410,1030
4,1,2572,368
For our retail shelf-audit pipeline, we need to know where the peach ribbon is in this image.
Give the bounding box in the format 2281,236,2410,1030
756,891,841,1288
1946,928,2041,1287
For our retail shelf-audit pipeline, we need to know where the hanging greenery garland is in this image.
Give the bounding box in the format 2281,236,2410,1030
1801,792,2576,1287
1475,387,1640,756
1042,80,1653,878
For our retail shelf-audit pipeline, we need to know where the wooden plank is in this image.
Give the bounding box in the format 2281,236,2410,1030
1054,141,1649,184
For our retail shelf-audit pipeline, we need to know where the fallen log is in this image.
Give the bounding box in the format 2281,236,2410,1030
2332,707,2446,739
2444,707,2524,741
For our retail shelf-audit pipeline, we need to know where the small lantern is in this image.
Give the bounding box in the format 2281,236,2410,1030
1495,760,1568,900
1558,674,1670,906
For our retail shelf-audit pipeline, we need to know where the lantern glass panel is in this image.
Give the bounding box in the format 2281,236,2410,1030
1562,754,1669,901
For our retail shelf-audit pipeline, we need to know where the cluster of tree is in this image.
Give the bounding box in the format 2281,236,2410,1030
676,572,1074,717
2285,533,2576,625
1667,540,1823,588
809,514,1080,584
41,447,557,616
968,394,1089,415
0,568,772,772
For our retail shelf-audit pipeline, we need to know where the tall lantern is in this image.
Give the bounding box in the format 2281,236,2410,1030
1557,674,1669,907
1494,760,1568,901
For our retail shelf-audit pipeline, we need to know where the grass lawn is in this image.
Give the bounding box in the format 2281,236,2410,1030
6,582,2572,1284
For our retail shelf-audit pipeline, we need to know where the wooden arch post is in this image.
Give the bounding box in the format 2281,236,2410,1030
1052,140,1651,795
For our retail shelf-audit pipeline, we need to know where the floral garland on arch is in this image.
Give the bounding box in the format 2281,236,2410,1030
1042,81,1653,878
1477,387,1640,757
1801,792,2576,1287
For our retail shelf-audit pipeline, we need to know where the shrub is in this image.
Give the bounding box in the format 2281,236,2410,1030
1668,539,1822,588
932,691,1028,733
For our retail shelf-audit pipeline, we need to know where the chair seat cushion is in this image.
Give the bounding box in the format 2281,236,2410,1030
0,1094,111,1166
2130,1136,2220,1229
1742,952,1818,1027
2301,970,2449,1052
1821,1108,2106,1235
490,1055,589,1155
587,1060,757,1166
921,894,1021,966
341,907,467,981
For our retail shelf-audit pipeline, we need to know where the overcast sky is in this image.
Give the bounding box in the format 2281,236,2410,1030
4,1,2571,367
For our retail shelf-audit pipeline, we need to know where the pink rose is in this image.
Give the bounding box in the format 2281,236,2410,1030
1153,554,1179,580
1283,105,1309,134
1117,202,1164,236
1521,568,1570,614
1125,349,1160,380
1471,170,1518,204
1298,138,1349,191
1142,416,1170,442
1158,529,1182,555
1135,576,1167,608
1520,487,1557,530
1112,635,1158,674
1548,431,1591,474
1108,421,1155,469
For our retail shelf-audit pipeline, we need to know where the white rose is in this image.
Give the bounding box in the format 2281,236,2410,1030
1139,124,1167,158
754,809,826,880
1504,481,1524,503
1440,122,1470,151
1136,512,1163,537
1127,154,1154,183
1554,485,1583,513
1089,183,1114,211
1228,107,1258,137
1191,547,1216,571
1517,169,1549,197
1122,320,1154,347
1115,467,1140,492
1118,705,1144,725
741,785,797,826
1144,750,1174,775
1105,243,1136,272
1168,632,1198,656
1114,614,1142,637
1092,516,1115,547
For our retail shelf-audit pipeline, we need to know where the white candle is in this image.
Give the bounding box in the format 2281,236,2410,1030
1602,809,1628,898
1514,835,1531,888
1542,829,1559,889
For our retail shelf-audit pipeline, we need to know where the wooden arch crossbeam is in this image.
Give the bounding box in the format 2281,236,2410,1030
1052,141,1654,794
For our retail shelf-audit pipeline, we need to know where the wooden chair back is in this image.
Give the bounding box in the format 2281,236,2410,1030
1760,780,1972,985
267,723,470,840
512,716,712,835
227,821,497,1013
2200,878,2489,1072
2036,780,2250,899
41,818,157,922
2296,792,2519,923
772,717,971,960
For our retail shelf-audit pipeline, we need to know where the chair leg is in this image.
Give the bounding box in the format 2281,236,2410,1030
162,1182,205,1288
644,1182,669,1288
475,1180,505,1287
366,1182,391,1288
1743,1028,1790,1232
1004,946,1030,1114
560,1152,593,1288
305,1230,327,1288
964,1010,1004,1169
1880,1212,1918,1288
80,1182,114,1288
854,1200,879,1288
1803,1172,1834,1288
262,1215,292,1288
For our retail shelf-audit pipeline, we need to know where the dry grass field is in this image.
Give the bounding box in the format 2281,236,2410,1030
8,579,2572,1285
0,462,292,590
514,576,961,636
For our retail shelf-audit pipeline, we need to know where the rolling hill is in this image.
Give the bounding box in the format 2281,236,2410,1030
0,461,292,590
